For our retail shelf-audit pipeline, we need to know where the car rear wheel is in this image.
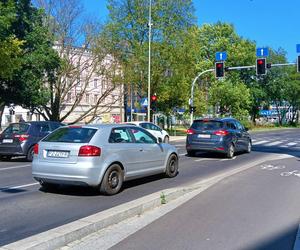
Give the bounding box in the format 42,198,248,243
26,146,34,162
165,154,178,178
163,136,169,143
226,143,235,159
187,150,196,157
100,164,124,195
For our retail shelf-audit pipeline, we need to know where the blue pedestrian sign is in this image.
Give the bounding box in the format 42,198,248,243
215,52,227,61
140,98,148,107
256,47,269,57
296,44,300,53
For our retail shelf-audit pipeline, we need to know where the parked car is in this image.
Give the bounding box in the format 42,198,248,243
125,121,170,143
0,121,64,161
32,124,178,195
186,118,251,158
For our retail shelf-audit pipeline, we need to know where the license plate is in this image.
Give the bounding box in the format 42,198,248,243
2,139,13,143
47,150,69,158
198,134,211,139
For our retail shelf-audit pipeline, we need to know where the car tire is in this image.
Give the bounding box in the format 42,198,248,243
163,136,169,143
226,143,235,159
165,154,178,178
187,150,196,157
100,164,124,195
245,140,252,153
26,146,34,162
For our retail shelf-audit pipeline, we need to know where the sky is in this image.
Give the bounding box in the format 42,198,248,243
83,0,299,62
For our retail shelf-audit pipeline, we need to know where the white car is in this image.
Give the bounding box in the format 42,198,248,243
125,122,170,143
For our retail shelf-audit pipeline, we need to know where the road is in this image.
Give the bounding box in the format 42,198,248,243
0,128,299,246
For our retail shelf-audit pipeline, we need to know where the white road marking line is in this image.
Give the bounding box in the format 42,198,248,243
174,144,185,147
253,140,269,145
287,142,297,146
220,156,237,161
0,165,31,171
264,141,283,146
1,182,39,192
194,158,219,162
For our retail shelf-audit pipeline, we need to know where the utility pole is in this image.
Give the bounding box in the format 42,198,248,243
147,0,152,122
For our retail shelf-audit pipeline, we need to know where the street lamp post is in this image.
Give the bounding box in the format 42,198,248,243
147,0,152,122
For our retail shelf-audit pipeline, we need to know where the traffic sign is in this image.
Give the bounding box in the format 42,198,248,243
297,44,300,53
256,48,269,57
215,52,227,61
140,98,148,107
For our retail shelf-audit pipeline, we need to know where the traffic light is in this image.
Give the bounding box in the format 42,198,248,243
215,62,225,78
189,105,196,113
297,55,300,73
151,94,157,112
256,58,266,75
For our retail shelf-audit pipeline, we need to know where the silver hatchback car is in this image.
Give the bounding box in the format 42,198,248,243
32,124,178,195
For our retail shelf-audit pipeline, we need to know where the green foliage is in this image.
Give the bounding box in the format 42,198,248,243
0,0,60,112
209,78,251,118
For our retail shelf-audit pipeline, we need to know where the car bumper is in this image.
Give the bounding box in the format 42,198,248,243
186,141,229,153
32,159,102,187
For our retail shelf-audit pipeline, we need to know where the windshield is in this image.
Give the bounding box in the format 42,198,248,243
43,127,97,143
191,120,224,130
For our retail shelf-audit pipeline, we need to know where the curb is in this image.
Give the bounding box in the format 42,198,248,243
1,153,289,250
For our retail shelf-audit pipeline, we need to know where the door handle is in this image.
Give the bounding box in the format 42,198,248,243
139,148,143,152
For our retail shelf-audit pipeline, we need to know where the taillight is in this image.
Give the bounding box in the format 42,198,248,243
14,134,29,142
213,130,229,136
33,144,39,154
186,128,195,135
78,145,101,157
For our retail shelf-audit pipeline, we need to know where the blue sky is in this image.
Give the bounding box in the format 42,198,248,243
83,0,299,62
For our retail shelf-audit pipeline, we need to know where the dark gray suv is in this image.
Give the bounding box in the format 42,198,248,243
186,118,252,158
0,121,63,161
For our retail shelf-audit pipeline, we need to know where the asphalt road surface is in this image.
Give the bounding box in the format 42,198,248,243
0,128,299,246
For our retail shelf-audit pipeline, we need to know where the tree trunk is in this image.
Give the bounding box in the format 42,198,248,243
0,102,4,131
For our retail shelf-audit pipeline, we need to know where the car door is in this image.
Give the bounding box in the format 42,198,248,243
225,121,242,151
128,127,165,176
235,121,250,150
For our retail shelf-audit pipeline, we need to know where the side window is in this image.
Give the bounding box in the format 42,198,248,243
40,124,50,133
227,122,236,130
235,121,244,131
140,123,150,129
109,128,133,143
129,127,156,144
152,124,161,131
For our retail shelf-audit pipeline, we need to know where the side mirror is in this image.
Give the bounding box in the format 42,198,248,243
245,127,249,131
158,137,163,143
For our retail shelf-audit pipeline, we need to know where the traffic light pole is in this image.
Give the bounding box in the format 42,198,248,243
190,69,214,124
190,62,296,124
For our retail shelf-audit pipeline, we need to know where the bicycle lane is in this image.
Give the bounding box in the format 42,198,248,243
108,156,300,250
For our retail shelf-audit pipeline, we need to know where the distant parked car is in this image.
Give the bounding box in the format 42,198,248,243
125,121,170,143
0,121,64,161
186,118,251,158
32,124,178,195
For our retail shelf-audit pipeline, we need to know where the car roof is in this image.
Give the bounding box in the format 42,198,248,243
193,117,237,122
65,123,136,129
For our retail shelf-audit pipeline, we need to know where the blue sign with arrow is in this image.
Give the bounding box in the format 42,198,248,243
256,48,269,57
296,44,300,53
215,52,227,61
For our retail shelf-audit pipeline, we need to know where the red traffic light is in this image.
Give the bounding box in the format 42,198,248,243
257,59,264,65
151,95,157,101
215,62,225,78
256,58,266,75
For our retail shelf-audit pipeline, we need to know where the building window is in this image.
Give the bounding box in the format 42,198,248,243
86,94,90,104
94,79,98,88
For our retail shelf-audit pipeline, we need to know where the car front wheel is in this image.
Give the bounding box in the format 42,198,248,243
165,154,178,178
100,164,124,195
246,140,252,153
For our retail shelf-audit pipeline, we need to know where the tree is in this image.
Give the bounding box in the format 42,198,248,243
209,77,252,119
33,0,123,124
104,0,196,119
0,0,60,128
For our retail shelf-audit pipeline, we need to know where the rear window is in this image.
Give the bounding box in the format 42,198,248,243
43,127,97,143
191,120,224,130
3,123,30,135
